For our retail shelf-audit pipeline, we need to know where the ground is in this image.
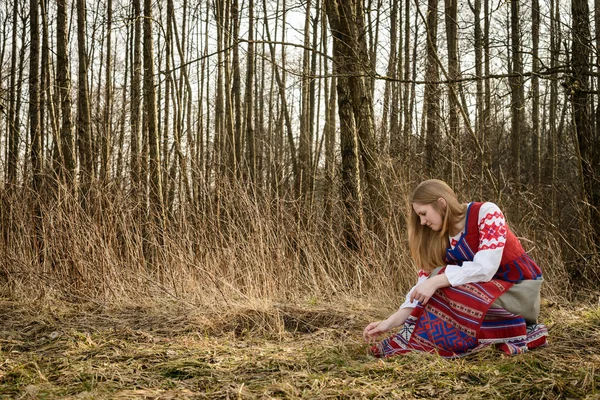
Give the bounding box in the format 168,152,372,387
1,299,599,399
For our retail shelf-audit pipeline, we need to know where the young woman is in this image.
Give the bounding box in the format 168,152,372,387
364,179,548,357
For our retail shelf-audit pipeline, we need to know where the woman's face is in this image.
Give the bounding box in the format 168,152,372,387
412,202,443,231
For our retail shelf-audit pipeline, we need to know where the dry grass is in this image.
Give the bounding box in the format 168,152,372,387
1,177,599,398
1,298,599,399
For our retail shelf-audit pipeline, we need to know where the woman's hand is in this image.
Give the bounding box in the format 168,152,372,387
409,274,450,305
363,320,392,343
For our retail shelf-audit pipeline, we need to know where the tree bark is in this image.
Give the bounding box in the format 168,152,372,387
7,0,20,186
77,0,94,193
101,0,113,181
531,0,540,186
56,0,75,185
143,0,165,227
245,0,256,184
424,0,440,174
509,0,524,184
572,0,600,244
130,0,143,195
29,0,42,193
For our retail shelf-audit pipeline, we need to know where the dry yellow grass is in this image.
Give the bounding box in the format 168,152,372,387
1,178,598,398
1,298,599,399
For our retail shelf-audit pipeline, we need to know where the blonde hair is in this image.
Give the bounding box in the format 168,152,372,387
408,179,467,272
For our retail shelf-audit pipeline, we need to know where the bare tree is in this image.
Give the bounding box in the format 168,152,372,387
509,0,524,184
244,0,256,184
56,0,75,184
7,0,21,186
101,0,113,181
571,0,600,244
143,0,165,226
424,0,440,174
326,0,364,248
77,0,94,191
29,0,42,193
531,0,540,186
445,0,459,182
383,0,399,156
130,0,143,195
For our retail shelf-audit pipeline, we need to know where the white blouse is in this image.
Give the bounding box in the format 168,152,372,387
400,202,507,309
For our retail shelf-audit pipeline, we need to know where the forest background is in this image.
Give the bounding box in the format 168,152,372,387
0,0,599,398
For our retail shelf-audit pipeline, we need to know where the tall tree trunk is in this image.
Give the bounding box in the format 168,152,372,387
424,0,440,174
297,0,312,202
40,0,56,175
322,3,336,225
163,0,173,209
130,0,143,195
29,0,44,266
101,0,113,181
402,0,412,152
445,0,459,183
572,0,600,246
29,0,42,193
262,0,297,184
56,0,75,185
384,0,398,156
325,0,364,249
77,0,94,193
509,0,524,185
245,0,256,184
472,0,484,183
531,0,540,186
143,0,165,227
483,0,491,138
231,0,242,179
7,0,20,186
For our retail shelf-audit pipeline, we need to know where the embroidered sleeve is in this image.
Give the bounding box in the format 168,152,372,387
399,270,429,309
444,202,506,287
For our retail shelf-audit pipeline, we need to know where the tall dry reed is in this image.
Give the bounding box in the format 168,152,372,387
0,170,592,309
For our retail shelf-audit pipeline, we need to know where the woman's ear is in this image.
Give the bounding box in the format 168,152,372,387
438,197,447,210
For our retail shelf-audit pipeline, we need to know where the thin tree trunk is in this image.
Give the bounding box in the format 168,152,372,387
424,0,440,174
101,0,113,181
29,0,42,193
262,0,298,183
7,0,20,186
384,0,398,156
297,0,312,202
445,0,459,183
77,0,94,193
231,0,242,179
531,0,540,186
245,0,256,184
56,0,75,185
402,0,412,152
483,0,490,136
144,0,165,227
572,0,600,245
130,0,142,195
509,0,523,184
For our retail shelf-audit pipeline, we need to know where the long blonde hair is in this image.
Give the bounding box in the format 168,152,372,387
408,179,467,272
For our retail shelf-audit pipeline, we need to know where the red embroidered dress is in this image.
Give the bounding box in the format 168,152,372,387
371,202,548,358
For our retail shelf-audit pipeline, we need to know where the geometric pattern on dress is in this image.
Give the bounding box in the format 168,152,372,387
413,309,477,353
480,221,507,243
371,279,512,358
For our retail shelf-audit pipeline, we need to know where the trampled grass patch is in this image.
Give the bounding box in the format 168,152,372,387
0,299,599,399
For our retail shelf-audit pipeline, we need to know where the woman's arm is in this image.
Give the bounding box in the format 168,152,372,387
363,307,414,342
363,271,429,342
409,273,450,305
